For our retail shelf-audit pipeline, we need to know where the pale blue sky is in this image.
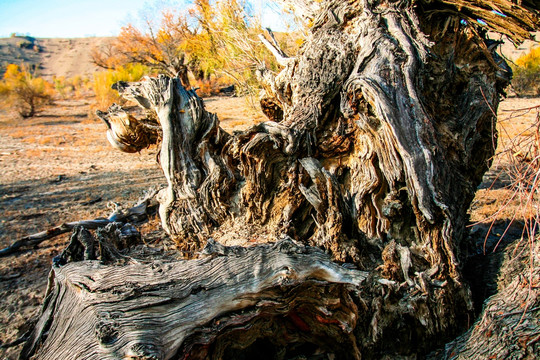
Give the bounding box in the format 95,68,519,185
0,0,290,38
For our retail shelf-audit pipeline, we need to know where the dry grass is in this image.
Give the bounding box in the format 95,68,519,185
471,98,540,223
495,105,540,283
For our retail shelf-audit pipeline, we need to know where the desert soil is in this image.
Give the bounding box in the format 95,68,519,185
0,94,538,359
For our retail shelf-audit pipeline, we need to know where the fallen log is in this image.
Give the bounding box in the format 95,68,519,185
0,189,159,257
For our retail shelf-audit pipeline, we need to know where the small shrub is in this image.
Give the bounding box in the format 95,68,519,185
0,64,54,118
53,76,68,98
71,75,91,98
52,75,90,99
18,41,33,49
92,63,150,109
511,46,540,96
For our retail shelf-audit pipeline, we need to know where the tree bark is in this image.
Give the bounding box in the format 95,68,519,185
22,0,540,359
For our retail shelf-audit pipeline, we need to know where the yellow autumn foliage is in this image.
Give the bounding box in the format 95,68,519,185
512,46,540,96
92,63,150,109
0,64,54,118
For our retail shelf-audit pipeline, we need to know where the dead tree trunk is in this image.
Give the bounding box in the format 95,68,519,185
21,0,540,359
21,236,368,360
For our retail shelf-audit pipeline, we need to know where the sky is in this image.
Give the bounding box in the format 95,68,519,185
0,0,292,38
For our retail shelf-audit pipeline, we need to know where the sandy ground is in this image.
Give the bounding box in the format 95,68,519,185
0,37,113,79
0,94,538,358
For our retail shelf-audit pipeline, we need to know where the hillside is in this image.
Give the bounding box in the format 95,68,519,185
0,36,113,80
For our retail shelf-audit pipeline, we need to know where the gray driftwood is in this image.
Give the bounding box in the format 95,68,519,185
21,237,367,360
20,0,540,359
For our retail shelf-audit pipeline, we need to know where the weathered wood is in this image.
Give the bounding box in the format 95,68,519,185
96,103,160,153
258,29,293,68
111,75,236,254
0,189,158,257
429,240,540,359
21,237,367,360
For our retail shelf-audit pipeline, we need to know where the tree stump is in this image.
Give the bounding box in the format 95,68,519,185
21,0,540,359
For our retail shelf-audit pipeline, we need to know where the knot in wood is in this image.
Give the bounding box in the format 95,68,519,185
95,320,119,346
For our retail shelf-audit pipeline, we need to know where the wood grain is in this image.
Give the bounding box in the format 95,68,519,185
21,238,367,360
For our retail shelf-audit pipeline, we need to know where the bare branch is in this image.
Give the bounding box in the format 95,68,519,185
258,29,294,67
